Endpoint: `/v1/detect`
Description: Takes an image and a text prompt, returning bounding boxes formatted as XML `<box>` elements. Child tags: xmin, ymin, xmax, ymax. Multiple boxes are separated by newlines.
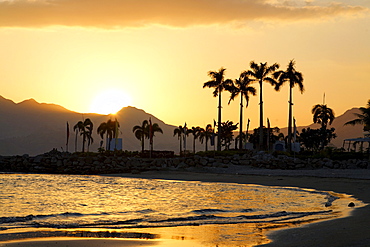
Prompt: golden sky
<box><xmin>1</xmin><ymin>0</ymin><xmax>369</xmax><ymax>129</ymax></box>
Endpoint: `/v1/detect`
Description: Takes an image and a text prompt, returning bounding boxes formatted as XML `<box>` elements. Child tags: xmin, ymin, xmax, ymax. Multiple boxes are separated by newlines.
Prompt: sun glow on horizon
<box><xmin>89</xmin><ymin>89</ymin><xmax>132</xmax><ymax>115</ymax></box>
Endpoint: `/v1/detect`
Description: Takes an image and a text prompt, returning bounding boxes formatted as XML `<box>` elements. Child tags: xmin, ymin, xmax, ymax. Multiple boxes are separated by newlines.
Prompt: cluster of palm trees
<box><xmin>132</xmin><ymin>119</ymin><xmax>163</xmax><ymax>153</ymax></box>
<box><xmin>173</xmin><ymin>121</ymin><xmax>242</xmax><ymax>155</ymax></box>
<box><xmin>173</xmin><ymin>124</ymin><xmax>216</xmax><ymax>155</ymax></box>
<box><xmin>73</xmin><ymin>118</ymin><xmax>121</xmax><ymax>152</ymax></box>
<box><xmin>73</xmin><ymin>118</ymin><xmax>94</xmax><ymax>152</ymax></box>
<box><xmin>73</xmin><ymin>117</ymin><xmax>164</xmax><ymax>153</ymax></box>
<box><xmin>203</xmin><ymin>60</ymin><xmax>304</xmax><ymax>151</ymax></box>
<box><xmin>97</xmin><ymin>119</ymin><xmax>120</xmax><ymax>151</ymax></box>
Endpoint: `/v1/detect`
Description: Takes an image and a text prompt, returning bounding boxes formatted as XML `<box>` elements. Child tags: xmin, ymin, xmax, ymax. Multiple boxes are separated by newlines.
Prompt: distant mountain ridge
<box><xmin>0</xmin><ymin>96</ymin><xmax>179</xmax><ymax>155</ymax></box>
<box><xmin>0</xmin><ymin>96</ymin><xmax>365</xmax><ymax>155</ymax></box>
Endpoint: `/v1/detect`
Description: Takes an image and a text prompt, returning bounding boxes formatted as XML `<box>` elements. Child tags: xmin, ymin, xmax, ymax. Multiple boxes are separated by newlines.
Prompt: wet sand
<box><xmin>2</xmin><ymin>169</ymin><xmax>370</xmax><ymax>247</ymax></box>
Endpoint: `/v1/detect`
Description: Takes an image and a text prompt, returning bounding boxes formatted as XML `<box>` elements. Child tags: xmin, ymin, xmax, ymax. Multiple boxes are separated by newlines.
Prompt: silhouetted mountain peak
<box><xmin>18</xmin><ymin>98</ymin><xmax>38</xmax><ymax>105</ymax></box>
<box><xmin>16</xmin><ymin>98</ymin><xmax>71</xmax><ymax>113</ymax></box>
<box><xmin>0</xmin><ymin>95</ymin><xmax>16</xmax><ymax>106</ymax></box>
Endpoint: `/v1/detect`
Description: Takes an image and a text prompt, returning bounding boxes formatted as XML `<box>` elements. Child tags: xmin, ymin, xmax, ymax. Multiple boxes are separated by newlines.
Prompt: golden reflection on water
<box><xmin>0</xmin><ymin>174</ymin><xmax>365</xmax><ymax>246</ymax></box>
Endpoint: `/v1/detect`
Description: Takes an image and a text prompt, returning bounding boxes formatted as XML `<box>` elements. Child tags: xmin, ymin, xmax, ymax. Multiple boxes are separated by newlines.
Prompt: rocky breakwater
<box><xmin>0</xmin><ymin>151</ymin><xmax>369</xmax><ymax>175</ymax></box>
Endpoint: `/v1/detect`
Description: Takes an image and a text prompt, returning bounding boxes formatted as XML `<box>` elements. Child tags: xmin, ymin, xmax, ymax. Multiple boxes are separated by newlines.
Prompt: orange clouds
<box><xmin>0</xmin><ymin>0</ymin><xmax>366</xmax><ymax>28</ymax></box>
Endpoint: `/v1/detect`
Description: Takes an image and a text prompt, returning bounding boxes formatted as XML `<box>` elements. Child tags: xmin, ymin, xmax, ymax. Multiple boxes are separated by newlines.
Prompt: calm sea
<box><xmin>0</xmin><ymin>173</ymin><xmax>361</xmax><ymax>245</ymax></box>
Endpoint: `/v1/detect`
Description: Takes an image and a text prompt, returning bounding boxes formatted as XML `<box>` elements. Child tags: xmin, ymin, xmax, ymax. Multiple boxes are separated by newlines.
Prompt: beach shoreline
<box><xmin>109</xmin><ymin>169</ymin><xmax>370</xmax><ymax>246</ymax></box>
<box><xmin>2</xmin><ymin>169</ymin><xmax>370</xmax><ymax>246</ymax></box>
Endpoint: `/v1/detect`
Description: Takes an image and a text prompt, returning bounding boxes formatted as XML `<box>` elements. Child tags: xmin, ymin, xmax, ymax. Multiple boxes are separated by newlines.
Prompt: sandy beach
<box><xmin>2</xmin><ymin>168</ymin><xmax>370</xmax><ymax>247</ymax></box>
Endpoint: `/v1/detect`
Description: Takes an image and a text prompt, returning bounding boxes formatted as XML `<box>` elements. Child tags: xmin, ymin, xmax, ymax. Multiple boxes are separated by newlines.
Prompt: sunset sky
<box><xmin>1</xmin><ymin>0</ymin><xmax>369</xmax><ymax>130</ymax></box>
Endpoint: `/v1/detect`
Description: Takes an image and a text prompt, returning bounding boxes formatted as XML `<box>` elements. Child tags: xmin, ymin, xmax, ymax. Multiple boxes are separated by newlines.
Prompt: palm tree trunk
<box><xmin>141</xmin><ymin>135</ymin><xmax>144</xmax><ymax>153</ymax></box>
<box><xmin>288</xmin><ymin>86</ymin><xmax>293</xmax><ymax>151</ymax></box>
<box><xmin>74</xmin><ymin>131</ymin><xmax>78</xmax><ymax>152</ymax></box>
<box><xmin>217</xmin><ymin>88</ymin><xmax>222</xmax><ymax>151</ymax></box>
<box><xmin>193</xmin><ymin>137</ymin><xmax>196</xmax><ymax>154</ymax></box>
<box><xmin>205</xmin><ymin>137</ymin><xmax>208</xmax><ymax>152</ymax></box>
<box><xmin>320</xmin><ymin>124</ymin><xmax>327</xmax><ymax>150</ymax></box>
<box><xmin>180</xmin><ymin>135</ymin><xmax>182</xmax><ymax>156</ymax></box>
<box><xmin>82</xmin><ymin>134</ymin><xmax>86</xmax><ymax>153</ymax></box>
<box><xmin>259</xmin><ymin>80</ymin><xmax>264</xmax><ymax>150</ymax></box>
<box><xmin>108</xmin><ymin>136</ymin><xmax>111</xmax><ymax>151</ymax></box>
<box><xmin>239</xmin><ymin>95</ymin><xmax>243</xmax><ymax>150</ymax></box>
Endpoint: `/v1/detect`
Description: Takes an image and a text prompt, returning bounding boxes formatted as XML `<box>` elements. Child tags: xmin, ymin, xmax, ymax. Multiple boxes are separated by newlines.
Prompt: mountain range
<box><xmin>0</xmin><ymin>95</ymin><xmax>365</xmax><ymax>155</ymax></box>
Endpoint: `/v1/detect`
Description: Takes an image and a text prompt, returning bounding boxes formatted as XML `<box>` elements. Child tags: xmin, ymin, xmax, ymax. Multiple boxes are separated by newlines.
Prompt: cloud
<box><xmin>0</xmin><ymin>0</ymin><xmax>367</xmax><ymax>28</ymax></box>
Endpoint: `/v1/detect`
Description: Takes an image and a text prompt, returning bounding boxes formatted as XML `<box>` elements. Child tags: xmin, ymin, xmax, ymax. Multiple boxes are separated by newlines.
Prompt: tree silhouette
<box><xmin>249</xmin><ymin>126</ymin><xmax>283</xmax><ymax>151</ymax></box>
<box><xmin>312</xmin><ymin>104</ymin><xmax>335</xmax><ymax>149</ymax></box>
<box><xmin>199</xmin><ymin>124</ymin><xmax>213</xmax><ymax>152</ymax></box>
<box><xmin>274</xmin><ymin>60</ymin><xmax>304</xmax><ymax>151</ymax></box>
<box><xmin>203</xmin><ymin>67</ymin><xmax>233</xmax><ymax>151</ymax></box>
<box><xmin>97</xmin><ymin>119</ymin><xmax>119</xmax><ymax>151</ymax></box>
<box><xmin>132</xmin><ymin>120</ymin><xmax>149</xmax><ymax>153</ymax></box>
<box><xmin>219</xmin><ymin>121</ymin><xmax>238</xmax><ymax>150</ymax></box>
<box><xmin>312</xmin><ymin>104</ymin><xmax>335</xmax><ymax>130</ymax></box>
<box><xmin>74</xmin><ymin>118</ymin><xmax>93</xmax><ymax>152</ymax></box>
<box><xmin>244</xmin><ymin>61</ymin><xmax>279</xmax><ymax>150</ymax></box>
<box><xmin>299</xmin><ymin>127</ymin><xmax>336</xmax><ymax>152</ymax></box>
<box><xmin>73</xmin><ymin>121</ymin><xmax>84</xmax><ymax>152</ymax></box>
<box><xmin>173</xmin><ymin>125</ymin><xmax>184</xmax><ymax>155</ymax></box>
<box><xmin>188</xmin><ymin>126</ymin><xmax>201</xmax><ymax>154</ymax></box>
<box><xmin>344</xmin><ymin>100</ymin><xmax>370</xmax><ymax>135</ymax></box>
<box><xmin>227</xmin><ymin>72</ymin><xmax>256</xmax><ymax>149</ymax></box>
<box><xmin>147</xmin><ymin>121</ymin><xmax>163</xmax><ymax>152</ymax></box>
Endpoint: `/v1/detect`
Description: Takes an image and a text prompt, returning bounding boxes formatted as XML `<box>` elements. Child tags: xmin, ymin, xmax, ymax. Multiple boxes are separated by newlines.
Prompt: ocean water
<box><xmin>0</xmin><ymin>173</ymin><xmax>361</xmax><ymax>245</ymax></box>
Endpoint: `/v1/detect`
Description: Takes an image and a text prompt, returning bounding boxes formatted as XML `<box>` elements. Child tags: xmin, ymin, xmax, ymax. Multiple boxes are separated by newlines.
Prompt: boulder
<box><xmin>177</xmin><ymin>162</ymin><xmax>187</xmax><ymax>169</ymax></box>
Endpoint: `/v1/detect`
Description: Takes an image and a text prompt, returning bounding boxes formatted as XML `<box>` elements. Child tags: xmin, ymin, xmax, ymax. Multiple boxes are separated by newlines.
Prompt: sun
<box><xmin>90</xmin><ymin>89</ymin><xmax>132</xmax><ymax>115</ymax></box>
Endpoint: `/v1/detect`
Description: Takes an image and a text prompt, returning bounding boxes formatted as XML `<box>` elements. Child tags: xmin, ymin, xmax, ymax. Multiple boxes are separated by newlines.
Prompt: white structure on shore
<box><xmin>106</xmin><ymin>138</ymin><xmax>122</xmax><ymax>151</ymax></box>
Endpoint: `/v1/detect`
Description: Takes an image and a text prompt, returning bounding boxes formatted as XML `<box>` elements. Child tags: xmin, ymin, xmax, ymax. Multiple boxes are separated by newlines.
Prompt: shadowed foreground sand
<box><xmin>2</xmin><ymin>169</ymin><xmax>370</xmax><ymax>247</ymax></box>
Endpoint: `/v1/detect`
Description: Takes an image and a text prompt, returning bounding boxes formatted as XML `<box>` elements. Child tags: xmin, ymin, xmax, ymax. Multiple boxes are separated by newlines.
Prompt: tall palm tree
<box><xmin>188</xmin><ymin>126</ymin><xmax>201</xmax><ymax>154</ymax></box>
<box><xmin>147</xmin><ymin>121</ymin><xmax>163</xmax><ymax>152</ymax></box>
<box><xmin>245</xmin><ymin>61</ymin><xmax>279</xmax><ymax>150</ymax></box>
<box><xmin>173</xmin><ymin>125</ymin><xmax>184</xmax><ymax>155</ymax></box>
<box><xmin>344</xmin><ymin>100</ymin><xmax>370</xmax><ymax>135</ymax></box>
<box><xmin>97</xmin><ymin>119</ymin><xmax>119</xmax><ymax>151</ymax></box>
<box><xmin>74</xmin><ymin>118</ymin><xmax>93</xmax><ymax>152</ymax></box>
<box><xmin>274</xmin><ymin>60</ymin><xmax>304</xmax><ymax>152</ymax></box>
<box><xmin>132</xmin><ymin>120</ymin><xmax>149</xmax><ymax>153</ymax></box>
<box><xmin>312</xmin><ymin>104</ymin><xmax>335</xmax><ymax>149</ymax></box>
<box><xmin>199</xmin><ymin>124</ymin><xmax>213</xmax><ymax>152</ymax></box>
<box><xmin>227</xmin><ymin>73</ymin><xmax>257</xmax><ymax>150</ymax></box>
<box><xmin>203</xmin><ymin>67</ymin><xmax>233</xmax><ymax>151</ymax></box>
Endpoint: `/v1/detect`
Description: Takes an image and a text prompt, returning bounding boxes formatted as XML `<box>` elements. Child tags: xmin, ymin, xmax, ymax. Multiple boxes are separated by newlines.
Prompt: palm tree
<box><xmin>74</xmin><ymin>118</ymin><xmax>93</xmax><ymax>152</ymax></box>
<box><xmin>132</xmin><ymin>120</ymin><xmax>149</xmax><ymax>153</ymax></box>
<box><xmin>97</xmin><ymin>119</ymin><xmax>119</xmax><ymax>151</ymax></box>
<box><xmin>188</xmin><ymin>126</ymin><xmax>201</xmax><ymax>154</ymax></box>
<box><xmin>203</xmin><ymin>67</ymin><xmax>233</xmax><ymax>151</ymax></box>
<box><xmin>312</xmin><ymin>104</ymin><xmax>335</xmax><ymax>129</ymax></box>
<box><xmin>73</xmin><ymin>121</ymin><xmax>84</xmax><ymax>152</ymax></box>
<box><xmin>227</xmin><ymin>73</ymin><xmax>257</xmax><ymax>150</ymax></box>
<box><xmin>173</xmin><ymin>125</ymin><xmax>184</xmax><ymax>155</ymax></box>
<box><xmin>312</xmin><ymin>104</ymin><xmax>335</xmax><ymax>149</ymax></box>
<box><xmin>219</xmin><ymin>121</ymin><xmax>238</xmax><ymax>150</ymax></box>
<box><xmin>344</xmin><ymin>100</ymin><xmax>370</xmax><ymax>135</ymax></box>
<box><xmin>199</xmin><ymin>124</ymin><xmax>213</xmax><ymax>151</ymax></box>
<box><xmin>274</xmin><ymin>60</ymin><xmax>304</xmax><ymax>151</ymax></box>
<box><xmin>147</xmin><ymin>121</ymin><xmax>163</xmax><ymax>152</ymax></box>
<box><xmin>245</xmin><ymin>61</ymin><xmax>280</xmax><ymax>150</ymax></box>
